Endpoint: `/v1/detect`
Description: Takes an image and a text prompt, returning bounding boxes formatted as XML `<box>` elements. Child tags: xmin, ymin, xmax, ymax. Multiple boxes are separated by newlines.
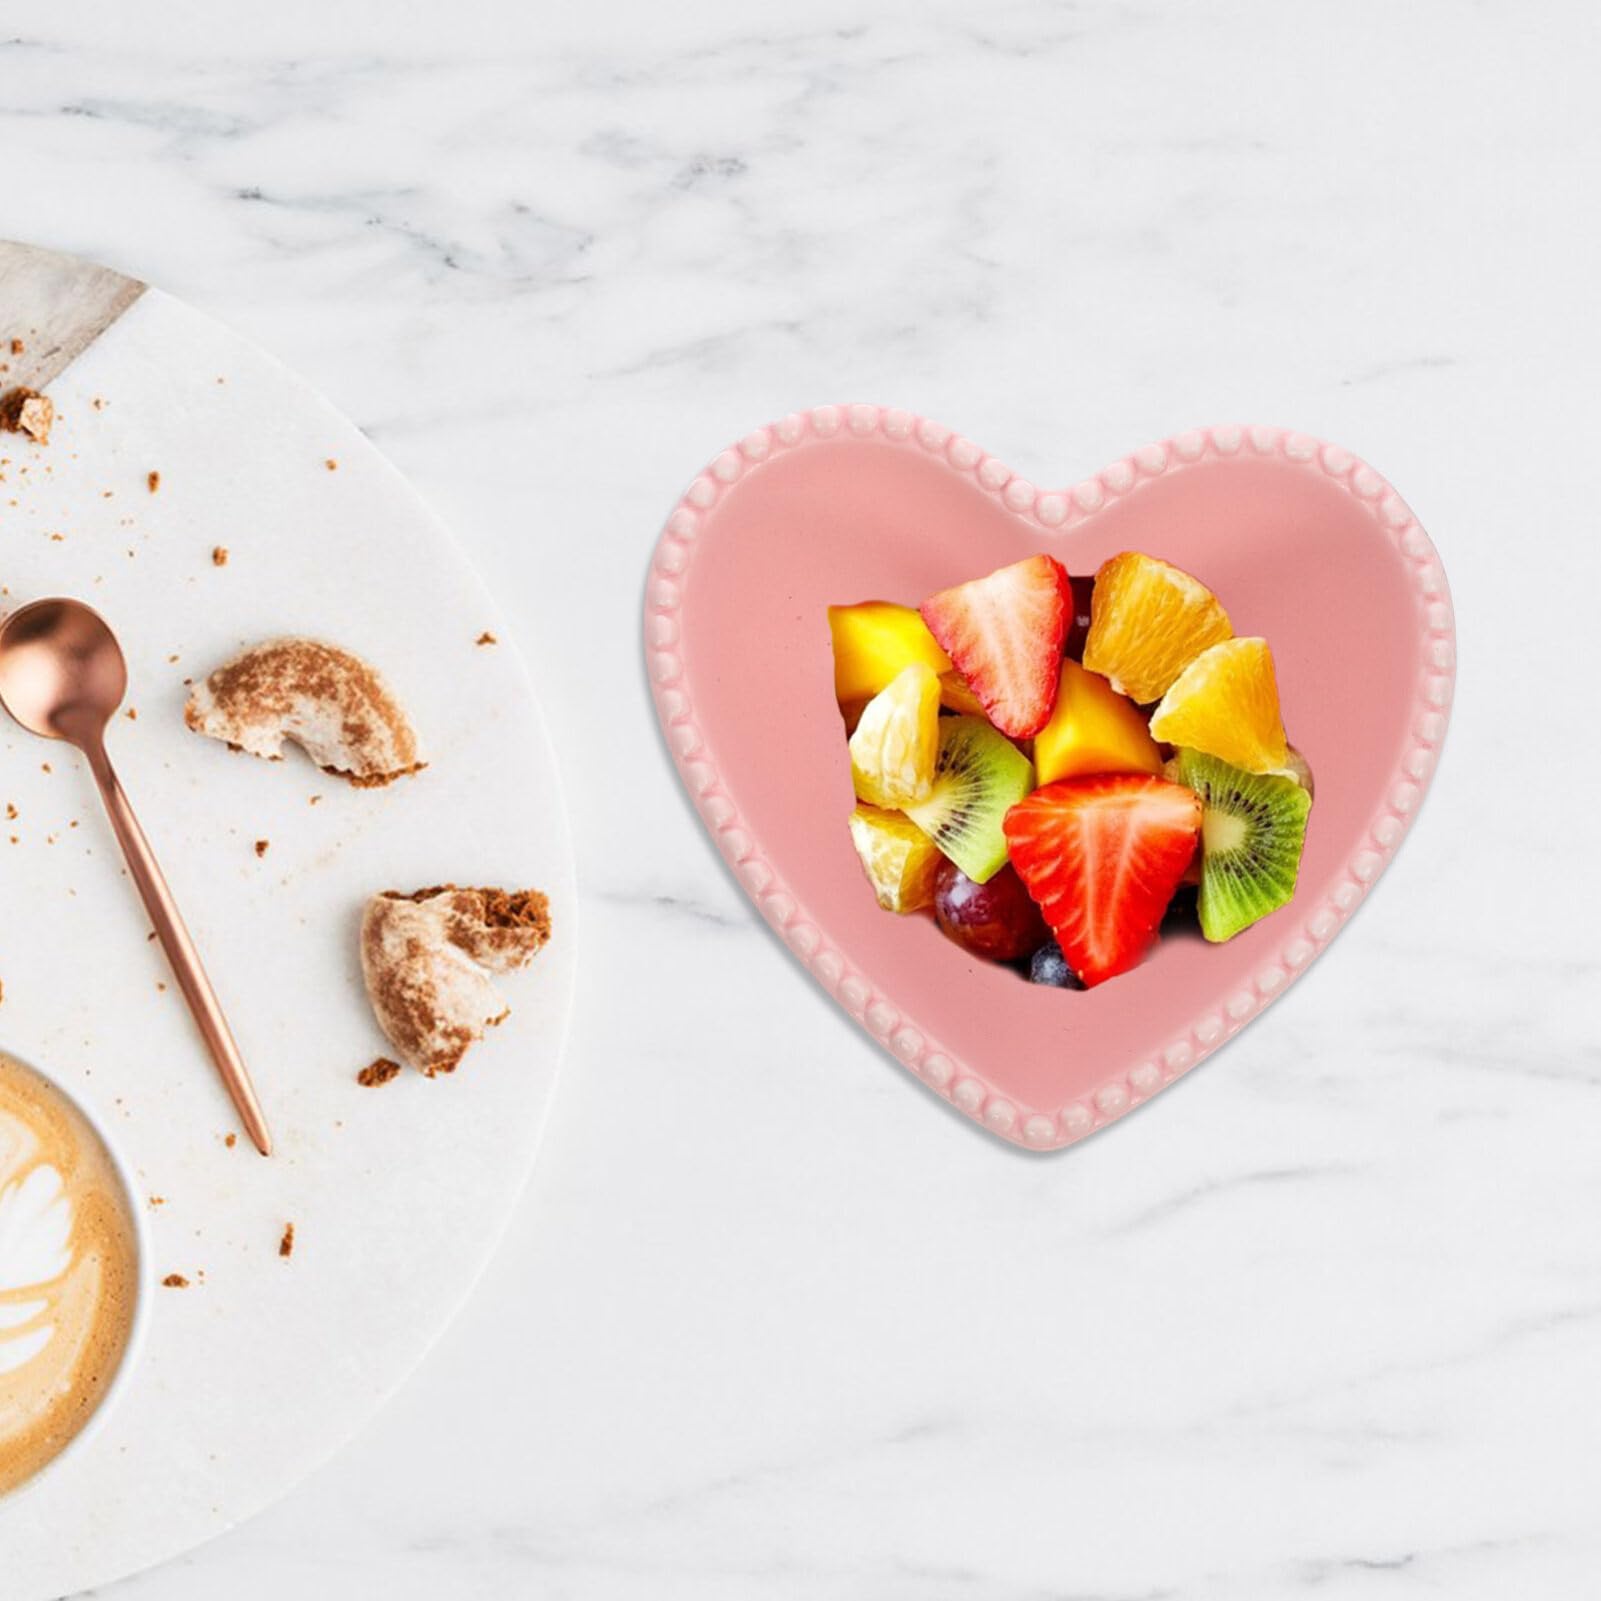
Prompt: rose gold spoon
<box><xmin>0</xmin><ymin>599</ymin><xmax>272</xmax><ymax>1155</ymax></box>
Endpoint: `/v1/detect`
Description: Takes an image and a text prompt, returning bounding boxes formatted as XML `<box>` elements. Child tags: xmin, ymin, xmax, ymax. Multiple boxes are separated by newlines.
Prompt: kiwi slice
<box><xmin>1175</xmin><ymin>748</ymin><xmax>1311</xmax><ymax>942</ymax></box>
<box><xmin>904</xmin><ymin>716</ymin><xmax>1034</xmax><ymax>885</ymax></box>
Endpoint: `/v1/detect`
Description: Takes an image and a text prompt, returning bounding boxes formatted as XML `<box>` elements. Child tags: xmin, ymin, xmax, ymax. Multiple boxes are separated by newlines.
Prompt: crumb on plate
<box><xmin>0</xmin><ymin>389</ymin><xmax>53</xmax><ymax>445</ymax></box>
<box><xmin>357</xmin><ymin>1056</ymin><xmax>401</xmax><ymax>1087</ymax></box>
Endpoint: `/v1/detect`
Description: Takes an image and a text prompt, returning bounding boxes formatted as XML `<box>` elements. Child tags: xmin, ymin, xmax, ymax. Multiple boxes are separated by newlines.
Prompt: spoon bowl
<box><xmin>0</xmin><ymin>598</ymin><xmax>128</xmax><ymax>743</ymax></box>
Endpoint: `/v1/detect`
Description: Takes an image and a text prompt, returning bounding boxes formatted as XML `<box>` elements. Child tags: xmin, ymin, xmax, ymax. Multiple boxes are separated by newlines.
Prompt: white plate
<box><xmin>0</xmin><ymin>287</ymin><xmax>575</xmax><ymax>1597</ymax></box>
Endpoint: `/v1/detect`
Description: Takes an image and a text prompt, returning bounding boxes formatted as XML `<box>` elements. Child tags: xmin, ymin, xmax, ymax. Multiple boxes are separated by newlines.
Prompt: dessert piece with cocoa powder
<box><xmin>360</xmin><ymin>885</ymin><xmax>551</xmax><ymax>1075</ymax></box>
<box><xmin>185</xmin><ymin>638</ymin><xmax>423</xmax><ymax>788</ymax></box>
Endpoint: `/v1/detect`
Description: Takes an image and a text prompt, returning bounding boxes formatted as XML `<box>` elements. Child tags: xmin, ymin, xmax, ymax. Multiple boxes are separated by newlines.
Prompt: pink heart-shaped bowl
<box><xmin>645</xmin><ymin>411</ymin><xmax>1453</xmax><ymax>1150</ymax></box>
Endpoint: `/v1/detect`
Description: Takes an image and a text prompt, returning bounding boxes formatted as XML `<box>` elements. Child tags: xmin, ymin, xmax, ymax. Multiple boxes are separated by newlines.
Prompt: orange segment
<box><xmin>938</xmin><ymin>669</ymin><xmax>987</xmax><ymax>717</ymax></box>
<box><xmin>1149</xmin><ymin>637</ymin><xmax>1289</xmax><ymax>774</ymax></box>
<box><xmin>847</xmin><ymin>804</ymin><xmax>942</xmax><ymax>913</ymax></box>
<box><xmin>1034</xmin><ymin>660</ymin><xmax>1162</xmax><ymax>783</ymax></box>
<box><xmin>848</xmin><ymin>664</ymin><xmax>940</xmax><ymax>808</ymax></box>
<box><xmin>1081</xmin><ymin>552</ymin><xmax>1232</xmax><ymax>703</ymax></box>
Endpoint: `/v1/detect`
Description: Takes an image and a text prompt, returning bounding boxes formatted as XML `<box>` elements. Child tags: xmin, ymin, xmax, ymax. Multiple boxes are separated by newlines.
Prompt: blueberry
<box><xmin>1029</xmin><ymin>941</ymin><xmax>1080</xmax><ymax>988</ymax></box>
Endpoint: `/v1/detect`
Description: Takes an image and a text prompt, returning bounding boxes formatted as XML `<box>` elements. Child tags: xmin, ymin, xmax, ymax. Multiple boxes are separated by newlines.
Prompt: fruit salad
<box><xmin>831</xmin><ymin>551</ymin><xmax>1313</xmax><ymax>988</ymax></box>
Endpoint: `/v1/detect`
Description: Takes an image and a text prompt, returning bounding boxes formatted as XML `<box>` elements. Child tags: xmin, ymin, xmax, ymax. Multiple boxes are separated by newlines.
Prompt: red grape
<box><xmin>933</xmin><ymin>859</ymin><xmax>1048</xmax><ymax>962</ymax></box>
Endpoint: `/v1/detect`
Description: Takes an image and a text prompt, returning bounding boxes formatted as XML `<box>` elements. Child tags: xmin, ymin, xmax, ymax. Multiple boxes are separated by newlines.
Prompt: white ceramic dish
<box><xmin>0</xmin><ymin>283</ymin><xmax>576</xmax><ymax>1598</ymax></box>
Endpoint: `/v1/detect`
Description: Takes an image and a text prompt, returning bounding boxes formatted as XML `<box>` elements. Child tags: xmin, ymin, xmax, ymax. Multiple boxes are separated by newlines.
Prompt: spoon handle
<box><xmin>85</xmin><ymin>740</ymin><xmax>273</xmax><ymax>1156</ymax></box>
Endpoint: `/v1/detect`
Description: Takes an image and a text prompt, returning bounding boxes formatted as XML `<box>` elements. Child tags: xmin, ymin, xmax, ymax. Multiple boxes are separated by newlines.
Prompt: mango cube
<box><xmin>1034</xmin><ymin>659</ymin><xmax>1162</xmax><ymax>784</ymax></box>
<box><xmin>828</xmin><ymin>602</ymin><xmax>952</xmax><ymax>705</ymax></box>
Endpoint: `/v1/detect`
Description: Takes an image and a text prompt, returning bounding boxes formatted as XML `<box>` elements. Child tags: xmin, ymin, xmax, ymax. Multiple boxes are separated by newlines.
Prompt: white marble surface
<box><xmin>5</xmin><ymin>1</ymin><xmax>1599</xmax><ymax>1595</ymax></box>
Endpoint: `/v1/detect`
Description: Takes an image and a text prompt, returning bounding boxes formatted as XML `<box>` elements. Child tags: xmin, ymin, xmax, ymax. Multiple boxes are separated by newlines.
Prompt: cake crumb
<box><xmin>162</xmin><ymin>1274</ymin><xmax>190</xmax><ymax>1289</ymax></box>
<box><xmin>147</xmin><ymin>470</ymin><xmax>161</xmax><ymax>493</ymax></box>
<box><xmin>125</xmin><ymin>706</ymin><xmax>138</xmax><ymax>721</ymax></box>
<box><xmin>224</xmin><ymin>1132</ymin><xmax>237</xmax><ymax>1148</ymax></box>
<box><xmin>279</xmin><ymin>1223</ymin><xmax>295</xmax><ymax>1259</ymax></box>
<box><xmin>357</xmin><ymin>1056</ymin><xmax>401</xmax><ymax>1087</ymax></box>
<box><xmin>476</xmin><ymin>631</ymin><xmax>497</xmax><ymax>646</ymax></box>
<box><xmin>254</xmin><ymin>839</ymin><xmax>269</xmax><ymax>857</ymax></box>
<box><xmin>325</xmin><ymin>458</ymin><xmax>338</xmax><ymax>470</ymax></box>
<box><xmin>0</xmin><ymin>389</ymin><xmax>53</xmax><ymax>445</ymax></box>
<box><xmin>8</xmin><ymin>338</ymin><xmax>21</xmax><ymax>355</ymax></box>
<box><xmin>5</xmin><ymin>804</ymin><xmax>15</xmax><ymax>820</ymax></box>
<box><xmin>308</xmin><ymin>794</ymin><xmax>322</xmax><ymax>806</ymax></box>
<box><xmin>211</xmin><ymin>546</ymin><xmax>228</xmax><ymax>567</ymax></box>
<box><xmin>149</xmin><ymin>1195</ymin><xmax>166</xmax><ymax>1207</ymax></box>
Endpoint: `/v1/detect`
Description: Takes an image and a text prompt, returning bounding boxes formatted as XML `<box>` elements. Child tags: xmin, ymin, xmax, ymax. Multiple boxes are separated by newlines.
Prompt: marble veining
<box><xmin>3</xmin><ymin>0</ymin><xmax>1599</xmax><ymax>1596</ymax></box>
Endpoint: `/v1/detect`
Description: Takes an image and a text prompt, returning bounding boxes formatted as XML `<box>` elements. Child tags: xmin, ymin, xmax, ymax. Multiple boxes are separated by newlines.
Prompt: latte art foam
<box><xmin>0</xmin><ymin>1054</ymin><xmax>138</xmax><ymax>1498</ymax></box>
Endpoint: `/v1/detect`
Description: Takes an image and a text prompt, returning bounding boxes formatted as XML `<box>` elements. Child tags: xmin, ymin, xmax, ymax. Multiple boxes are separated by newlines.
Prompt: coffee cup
<box><xmin>0</xmin><ymin>1050</ymin><xmax>148</xmax><ymax>1504</ymax></box>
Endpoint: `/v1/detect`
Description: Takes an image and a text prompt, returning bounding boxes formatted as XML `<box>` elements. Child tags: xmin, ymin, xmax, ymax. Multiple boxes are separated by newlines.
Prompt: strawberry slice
<box><xmin>920</xmin><ymin>555</ymin><xmax>1071</xmax><ymax>738</ymax></box>
<box><xmin>1003</xmin><ymin>776</ymin><xmax>1202</xmax><ymax>986</ymax></box>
